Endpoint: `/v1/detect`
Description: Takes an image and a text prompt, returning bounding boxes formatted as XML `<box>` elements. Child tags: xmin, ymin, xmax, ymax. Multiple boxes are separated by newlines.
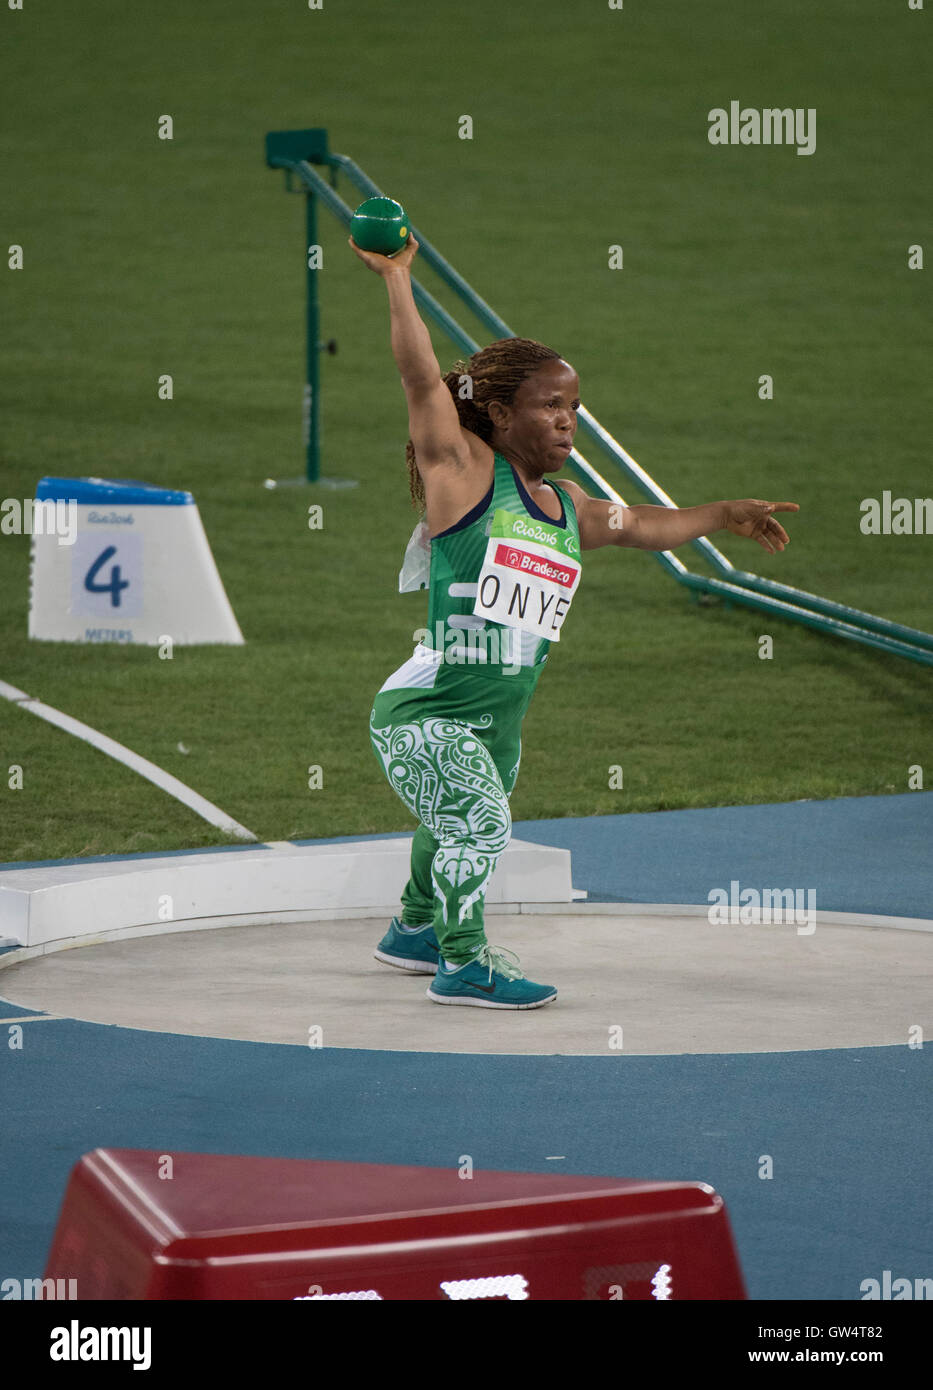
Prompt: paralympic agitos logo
<box><xmin>508</xmin><ymin>516</ymin><xmax>579</xmax><ymax>556</ymax></box>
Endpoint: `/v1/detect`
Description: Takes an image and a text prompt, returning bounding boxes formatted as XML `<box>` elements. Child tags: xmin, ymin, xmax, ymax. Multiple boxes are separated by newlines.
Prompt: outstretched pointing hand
<box><xmin>722</xmin><ymin>499</ymin><xmax>800</xmax><ymax>553</ymax></box>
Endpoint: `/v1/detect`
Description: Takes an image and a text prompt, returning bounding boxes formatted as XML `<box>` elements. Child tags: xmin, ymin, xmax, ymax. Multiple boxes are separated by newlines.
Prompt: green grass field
<box><xmin>1</xmin><ymin>0</ymin><xmax>930</xmax><ymax>864</ymax></box>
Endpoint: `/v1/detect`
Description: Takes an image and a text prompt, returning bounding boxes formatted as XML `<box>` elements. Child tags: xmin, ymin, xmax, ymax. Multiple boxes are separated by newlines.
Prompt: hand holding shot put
<box><xmin>348</xmin><ymin>232</ymin><xmax>419</xmax><ymax>277</ymax></box>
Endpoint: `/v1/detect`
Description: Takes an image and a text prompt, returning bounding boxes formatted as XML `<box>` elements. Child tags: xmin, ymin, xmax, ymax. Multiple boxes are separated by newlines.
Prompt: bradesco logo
<box><xmin>495</xmin><ymin>543</ymin><xmax>576</xmax><ymax>588</ymax></box>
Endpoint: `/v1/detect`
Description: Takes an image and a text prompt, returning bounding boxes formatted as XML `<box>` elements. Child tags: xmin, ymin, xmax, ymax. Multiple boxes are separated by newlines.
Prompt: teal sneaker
<box><xmin>426</xmin><ymin>944</ymin><xmax>557</xmax><ymax>1010</ymax></box>
<box><xmin>374</xmin><ymin>916</ymin><xmax>440</xmax><ymax>974</ymax></box>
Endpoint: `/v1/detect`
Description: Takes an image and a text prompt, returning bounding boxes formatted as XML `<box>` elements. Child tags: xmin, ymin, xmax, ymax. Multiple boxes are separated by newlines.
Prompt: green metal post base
<box><xmin>262</xmin><ymin>477</ymin><xmax>359</xmax><ymax>491</ymax></box>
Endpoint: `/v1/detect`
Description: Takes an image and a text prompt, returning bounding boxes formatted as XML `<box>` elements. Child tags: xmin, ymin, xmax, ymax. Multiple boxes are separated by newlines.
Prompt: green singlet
<box><xmin>370</xmin><ymin>451</ymin><xmax>582</xmax><ymax>963</ymax></box>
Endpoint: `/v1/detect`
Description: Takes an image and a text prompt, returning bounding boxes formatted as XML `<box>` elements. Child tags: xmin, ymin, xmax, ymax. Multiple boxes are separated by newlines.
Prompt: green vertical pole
<box><xmin>305</xmin><ymin>188</ymin><xmax>320</xmax><ymax>483</ymax></box>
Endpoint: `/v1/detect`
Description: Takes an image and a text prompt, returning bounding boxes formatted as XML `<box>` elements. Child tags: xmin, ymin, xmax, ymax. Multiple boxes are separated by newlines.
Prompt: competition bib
<box><xmin>473</xmin><ymin>509</ymin><xmax>581</xmax><ymax>642</ymax></box>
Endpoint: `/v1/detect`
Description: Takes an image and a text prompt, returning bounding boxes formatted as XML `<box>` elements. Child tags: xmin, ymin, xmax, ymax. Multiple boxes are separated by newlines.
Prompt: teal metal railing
<box><xmin>265</xmin><ymin>127</ymin><xmax>933</xmax><ymax>668</ymax></box>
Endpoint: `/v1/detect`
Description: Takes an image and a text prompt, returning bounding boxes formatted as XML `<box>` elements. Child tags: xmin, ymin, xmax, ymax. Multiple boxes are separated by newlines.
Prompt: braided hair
<box><xmin>405</xmin><ymin>337</ymin><xmax>563</xmax><ymax>511</ymax></box>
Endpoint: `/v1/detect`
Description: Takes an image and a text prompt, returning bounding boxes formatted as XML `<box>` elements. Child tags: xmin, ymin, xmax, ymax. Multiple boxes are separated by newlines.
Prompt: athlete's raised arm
<box><xmin>349</xmin><ymin>234</ymin><xmax>471</xmax><ymax>472</ymax></box>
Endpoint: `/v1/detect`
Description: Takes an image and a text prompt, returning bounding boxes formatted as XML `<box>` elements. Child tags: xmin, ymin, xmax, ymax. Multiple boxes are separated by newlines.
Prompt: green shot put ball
<box><xmin>351</xmin><ymin>197</ymin><xmax>410</xmax><ymax>256</ymax></box>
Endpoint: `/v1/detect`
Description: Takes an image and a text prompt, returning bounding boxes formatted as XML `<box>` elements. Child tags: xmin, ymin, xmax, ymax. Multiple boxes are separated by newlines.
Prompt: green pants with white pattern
<box><xmin>369</xmin><ymin>663</ymin><xmax>539</xmax><ymax>964</ymax></box>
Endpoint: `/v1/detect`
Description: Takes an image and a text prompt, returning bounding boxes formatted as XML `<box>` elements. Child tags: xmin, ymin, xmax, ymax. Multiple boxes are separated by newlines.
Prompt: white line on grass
<box><xmin>0</xmin><ymin>679</ymin><xmax>257</xmax><ymax>842</ymax></box>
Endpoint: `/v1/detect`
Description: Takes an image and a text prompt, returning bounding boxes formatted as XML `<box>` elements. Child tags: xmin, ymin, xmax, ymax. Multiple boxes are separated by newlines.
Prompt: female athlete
<box><xmin>351</xmin><ymin>232</ymin><xmax>798</xmax><ymax>1011</ymax></box>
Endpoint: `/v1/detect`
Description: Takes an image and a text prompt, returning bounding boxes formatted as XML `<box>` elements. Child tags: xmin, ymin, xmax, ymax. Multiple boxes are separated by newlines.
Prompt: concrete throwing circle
<box><xmin>1</xmin><ymin>911</ymin><xmax>930</xmax><ymax>1055</ymax></box>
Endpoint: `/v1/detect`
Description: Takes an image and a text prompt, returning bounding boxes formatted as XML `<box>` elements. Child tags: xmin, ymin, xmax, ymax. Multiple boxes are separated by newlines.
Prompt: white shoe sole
<box><xmin>374</xmin><ymin>949</ymin><xmax>437</xmax><ymax>975</ymax></box>
<box><xmin>425</xmin><ymin>987</ymin><xmax>558</xmax><ymax>1010</ymax></box>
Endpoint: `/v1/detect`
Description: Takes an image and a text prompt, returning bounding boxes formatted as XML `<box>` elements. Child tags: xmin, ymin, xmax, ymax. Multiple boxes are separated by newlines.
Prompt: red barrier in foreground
<box><xmin>45</xmin><ymin>1149</ymin><xmax>747</xmax><ymax>1300</ymax></box>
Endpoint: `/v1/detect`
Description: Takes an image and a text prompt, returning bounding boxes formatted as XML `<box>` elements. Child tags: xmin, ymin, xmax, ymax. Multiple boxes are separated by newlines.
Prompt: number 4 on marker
<box><xmin>84</xmin><ymin>546</ymin><xmax>130</xmax><ymax>608</ymax></box>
